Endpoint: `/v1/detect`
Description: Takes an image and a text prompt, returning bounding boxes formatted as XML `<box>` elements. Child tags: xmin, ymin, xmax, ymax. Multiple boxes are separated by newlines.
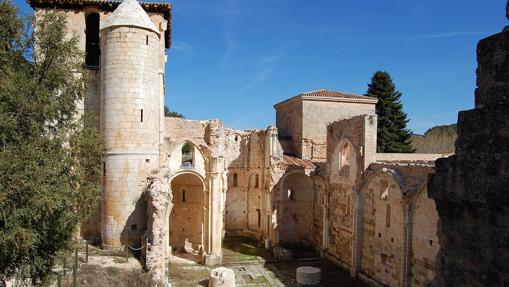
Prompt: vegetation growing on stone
<box><xmin>365</xmin><ymin>71</ymin><xmax>415</xmax><ymax>153</ymax></box>
<box><xmin>0</xmin><ymin>1</ymin><xmax>103</xmax><ymax>284</ymax></box>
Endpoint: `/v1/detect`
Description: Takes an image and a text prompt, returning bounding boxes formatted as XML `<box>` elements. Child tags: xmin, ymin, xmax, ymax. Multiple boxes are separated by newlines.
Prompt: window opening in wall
<box><xmin>145</xmin><ymin>158</ymin><xmax>150</xmax><ymax>163</ymax></box>
<box><xmin>85</xmin><ymin>13</ymin><xmax>100</xmax><ymax>68</ymax></box>
<box><xmin>340</xmin><ymin>142</ymin><xmax>351</xmax><ymax>176</ymax></box>
<box><xmin>145</xmin><ymin>35</ymin><xmax>148</xmax><ymax>45</ymax></box>
<box><xmin>257</xmin><ymin>209</ymin><xmax>261</xmax><ymax>227</ymax></box>
<box><xmin>182</xmin><ymin>189</ymin><xmax>186</xmax><ymax>202</ymax></box>
<box><xmin>233</xmin><ymin>173</ymin><xmax>238</xmax><ymax>187</ymax></box>
<box><xmin>347</xmin><ymin>195</ymin><xmax>352</xmax><ymax>216</ymax></box>
<box><xmin>380</xmin><ymin>180</ymin><xmax>389</xmax><ymax>200</ymax></box>
<box><xmin>235</xmin><ymin>135</ymin><xmax>238</xmax><ymax>142</ymax></box>
<box><xmin>386</xmin><ymin>203</ymin><xmax>391</xmax><ymax>228</ymax></box>
<box><xmin>103</xmin><ymin>162</ymin><xmax>106</xmax><ymax>176</ymax></box>
<box><xmin>288</xmin><ymin>189</ymin><xmax>294</xmax><ymax>201</ymax></box>
<box><xmin>181</xmin><ymin>143</ymin><xmax>193</xmax><ymax>168</ymax></box>
<box><xmin>255</xmin><ymin>174</ymin><xmax>259</xmax><ymax>188</ymax></box>
<box><xmin>140</xmin><ymin>109</ymin><xmax>143</xmax><ymax>122</ymax></box>
<box><xmin>131</xmin><ymin>224</ymin><xmax>137</xmax><ymax>231</ymax></box>
<box><xmin>266</xmin><ymin>215</ymin><xmax>270</xmax><ymax>235</ymax></box>
<box><xmin>429</xmin><ymin>240</ymin><xmax>433</xmax><ymax>246</ymax></box>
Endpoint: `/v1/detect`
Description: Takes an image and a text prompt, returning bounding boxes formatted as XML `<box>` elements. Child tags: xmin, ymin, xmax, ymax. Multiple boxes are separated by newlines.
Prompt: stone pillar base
<box><xmin>204</xmin><ymin>254</ymin><xmax>222</xmax><ymax>266</ymax></box>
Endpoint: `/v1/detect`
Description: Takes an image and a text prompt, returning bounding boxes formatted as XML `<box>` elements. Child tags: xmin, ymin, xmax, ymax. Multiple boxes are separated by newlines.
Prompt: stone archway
<box><xmin>169</xmin><ymin>172</ymin><xmax>206</xmax><ymax>252</ymax></box>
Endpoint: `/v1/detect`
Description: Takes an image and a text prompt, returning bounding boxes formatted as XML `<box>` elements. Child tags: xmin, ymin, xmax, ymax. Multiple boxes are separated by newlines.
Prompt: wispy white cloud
<box><xmin>172</xmin><ymin>41</ymin><xmax>193</xmax><ymax>53</ymax></box>
<box><xmin>219</xmin><ymin>32</ymin><xmax>235</xmax><ymax>69</ymax></box>
<box><xmin>413</xmin><ymin>31</ymin><xmax>486</xmax><ymax>40</ymax></box>
<box><xmin>241</xmin><ymin>68</ymin><xmax>272</xmax><ymax>91</ymax></box>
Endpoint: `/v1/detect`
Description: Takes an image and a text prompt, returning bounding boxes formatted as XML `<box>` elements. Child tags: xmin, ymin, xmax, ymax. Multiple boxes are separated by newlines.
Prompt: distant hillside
<box><xmin>411</xmin><ymin>124</ymin><xmax>457</xmax><ymax>153</ymax></box>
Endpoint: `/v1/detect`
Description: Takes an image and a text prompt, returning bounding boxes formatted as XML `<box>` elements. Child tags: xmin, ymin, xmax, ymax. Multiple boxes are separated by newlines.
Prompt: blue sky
<box><xmin>14</xmin><ymin>0</ymin><xmax>508</xmax><ymax>134</ymax></box>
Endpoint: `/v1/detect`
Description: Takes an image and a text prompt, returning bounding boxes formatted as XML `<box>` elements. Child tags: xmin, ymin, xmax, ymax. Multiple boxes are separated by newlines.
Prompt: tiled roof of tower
<box><xmin>274</xmin><ymin>89</ymin><xmax>378</xmax><ymax>108</ymax></box>
<box><xmin>26</xmin><ymin>0</ymin><xmax>172</xmax><ymax>48</ymax></box>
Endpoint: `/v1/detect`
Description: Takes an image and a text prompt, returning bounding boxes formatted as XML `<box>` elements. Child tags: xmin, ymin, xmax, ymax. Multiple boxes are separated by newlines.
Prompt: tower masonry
<box><xmin>100</xmin><ymin>0</ymin><xmax>165</xmax><ymax>247</ymax></box>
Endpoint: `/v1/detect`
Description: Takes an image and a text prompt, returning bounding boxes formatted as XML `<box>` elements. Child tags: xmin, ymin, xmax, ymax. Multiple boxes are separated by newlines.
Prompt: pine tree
<box><xmin>365</xmin><ymin>71</ymin><xmax>415</xmax><ymax>153</ymax></box>
<box><xmin>0</xmin><ymin>1</ymin><xmax>103</xmax><ymax>284</ymax></box>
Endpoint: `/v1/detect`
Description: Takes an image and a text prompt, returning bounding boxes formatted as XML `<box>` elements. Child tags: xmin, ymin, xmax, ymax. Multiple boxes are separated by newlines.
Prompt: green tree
<box><xmin>164</xmin><ymin>105</ymin><xmax>184</xmax><ymax>118</ymax></box>
<box><xmin>0</xmin><ymin>1</ymin><xmax>103</xmax><ymax>284</ymax></box>
<box><xmin>365</xmin><ymin>71</ymin><xmax>414</xmax><ymax>153</ymax></box>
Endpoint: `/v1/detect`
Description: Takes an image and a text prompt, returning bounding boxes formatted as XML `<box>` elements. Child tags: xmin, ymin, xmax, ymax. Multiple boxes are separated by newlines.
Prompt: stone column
<box><xmin>350</xmin><ymin>189</ymin><xmax>363</xmax><ymax>277</ymax></box>
<box><xmin>145</xmin><ymin>171</ymin><xmax>172</xmax><ymax>285</ymax></box>
<box><xmin>205</xmin><ymin>157</ymin><xmax>223</xmax><ymax>265</ymax></box>
<box><xmin>401</xmin><ymin>202</ymin><xmax>412</xmax><ymax>287</ymax></box>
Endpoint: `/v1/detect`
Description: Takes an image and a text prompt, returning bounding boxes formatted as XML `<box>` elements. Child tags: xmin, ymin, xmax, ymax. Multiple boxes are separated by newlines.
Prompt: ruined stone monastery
<box><xmin>27</xmin><ymin>0</ymin><xmax>459</xmax><ymax>286</ymax></box>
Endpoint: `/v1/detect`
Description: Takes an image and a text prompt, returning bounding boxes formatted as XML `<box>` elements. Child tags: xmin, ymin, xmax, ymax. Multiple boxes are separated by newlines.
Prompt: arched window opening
<box><xmin>386</xmin><ymin>203</ymin><xmax>391</xmax><ymax>228</ymax></box>
<box><xmin>85</xmin><ymin>13</ymin><xmax>100</xmax><ymax>68</ymax></box>
<box><xmin>181</xmin><ymin>143</ymin><xmax>193</xmax><ymax>168</ymax></box>
<box><xmin>380</xmin><ymin>180</ymin><xmax>389</xmax><ymax>200</ymax></box>
<box><xmin>182</xmin><ymin>189</ymin><xmax>186</xmax><ymax>202</ymax></box>
<box><xmin>257</xmin><ymin>209</ymin><xmax>261</xmax><ymax>227</ymax></box>
<box><xmin>233</xmin><ymin>173</ymin><xmax>238</xmax><ymax>187</ymax></box>
<box><xmin>255</xmin><ymin>174</ymin><xmax>259</xmax><ymax>188</ymax></box>
<box><xmin>288</xmin><ymin>189</ymin><xmax>294</xmax><ymax>201</ymax></box>
<box><xmin>340</xmin><ymin>142</ymin><xmax>351</xmax><ymax>176</ymax></box>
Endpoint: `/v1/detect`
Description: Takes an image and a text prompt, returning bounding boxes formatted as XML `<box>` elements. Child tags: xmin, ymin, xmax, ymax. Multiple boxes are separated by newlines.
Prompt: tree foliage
<box><xmin>365</xmin><ymin>71</ymin><xmax>415</xmax><ymax>153</ymax></box>
<box><xmin>164</xmin><ymin>105</ymin><xmax>184</xmax><ymax>118</ymax></box>
<box><xmin>0</xmin><ymin>1</ymin><xmax>103</xmax><ymax>284</ymax></box>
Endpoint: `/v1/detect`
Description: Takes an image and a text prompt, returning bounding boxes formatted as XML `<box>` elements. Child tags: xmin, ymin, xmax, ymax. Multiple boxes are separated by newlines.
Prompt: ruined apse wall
<box><xmin>428</xmin><ymin>11</ymin><xmax>509</xmax><ymax>287</ymax></box>
<box><xmin>223</xmin><ymin>128</ymin><xmax>270</xmax><ymax>240</ymax></box>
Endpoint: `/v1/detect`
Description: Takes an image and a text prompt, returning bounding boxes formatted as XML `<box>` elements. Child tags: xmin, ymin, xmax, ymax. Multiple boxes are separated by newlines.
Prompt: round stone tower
<box><xmin>99</xmin><ymin>0</ymin><xmax>162</xmax><ymax>247</ymax></box>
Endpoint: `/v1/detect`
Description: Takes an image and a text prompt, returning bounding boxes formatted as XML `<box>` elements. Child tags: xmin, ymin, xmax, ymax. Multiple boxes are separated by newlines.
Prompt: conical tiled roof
<box><xmin>101</xmin><ymin>0</ymin><xmax>159</xmax><ymax>34</ymax></box>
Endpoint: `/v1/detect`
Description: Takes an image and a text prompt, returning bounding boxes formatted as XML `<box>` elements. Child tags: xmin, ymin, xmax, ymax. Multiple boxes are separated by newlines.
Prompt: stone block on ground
<box><xmin>208</xmin><ymin>267</ymin><xmax>235</xmax><ymax>287</ymax></box>
<box><xmin>296</xmin><ymin>266</ymin><xmax>321</xmax><ymax>285</ymax></box>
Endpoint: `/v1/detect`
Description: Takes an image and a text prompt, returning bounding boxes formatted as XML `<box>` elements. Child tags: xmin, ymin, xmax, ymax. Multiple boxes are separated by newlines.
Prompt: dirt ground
<box><xmin>50</xmin><ymin>238</ymin><xmax>369</xmax><ymax>287</ymax></box>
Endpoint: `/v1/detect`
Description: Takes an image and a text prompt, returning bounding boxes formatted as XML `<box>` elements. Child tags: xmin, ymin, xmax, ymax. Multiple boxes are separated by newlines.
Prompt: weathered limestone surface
<box><xmin>429</xmin><ymin>25</ymin><xmax>509</xmax><ymax>287</ymax></box>
<box><xmin>145</xmin><ymin>169</ymin><xmax>172</xmax><ymax>284</ymax></box>
<box><xmin>209</xmin><ymin>267</ymin><xmax>235</xmax><ymax>287</ymax></box>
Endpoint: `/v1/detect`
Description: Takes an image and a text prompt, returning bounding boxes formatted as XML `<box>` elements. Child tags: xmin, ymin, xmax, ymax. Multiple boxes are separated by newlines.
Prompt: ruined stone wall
<box><xmin>223</xmin><ymin>129</ymin><xmax>268</xmax><ymax>239</ymax></box>
<box><xmin>361</xmin><ymin>174</ymin><xmax>404</xmax><ymax>286</ymax></box>
<box><xmin>324</xmin><ymin>116</ymin><xmax>375</xmax><ymax>266</ymax></box>
<box><xmin>429</xmin><ymin>21</ymin><xmax>509</xmax><ymax>287</ymax></box>
<box><xmin>411</xmin><ymin>186</ymin><xmax>438</xmax><ymax>286</ymax></box>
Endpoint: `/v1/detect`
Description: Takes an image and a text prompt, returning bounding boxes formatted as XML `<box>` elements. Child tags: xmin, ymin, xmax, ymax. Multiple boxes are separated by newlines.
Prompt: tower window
<box><xmin>103</xmin><ymin>162</ymin><xmax>106</xmax><ymax>176</ymax></box>
<box><xmin>146</xmin><ymin>35</ymin><xmax>149</xmax><ymax>45</ymax></box>
<box><xmin>386</xmin><ymin>203</ymin><xmax>391</xmax><ymax>228</ymax></box>
<box><xmin>182</xmin><ymin>189</ymin><xmax>186</xmax><ymax>202</ymax></box>
<box><xmin>131</xmin><ymin>224</ymin><xmax>137</xmax><ymax>231</ymax></box>
<box><xmin>257</xmin><ymin>209</ymin><xmax>261</xmax><ymax>227</ymax></box>
<box><xmin>255</xmin><ymin>174</ymin><xmax>259</xmax><ymax>188</ymax></box>
<box><xmin>85</xmin><ymin>13</ymin><xmax>100</xmax><ymax>67</ymax></box>
<box><xmin>233</xmin><ymin>173</ymin><xmax>238</xmax><ymax>187</ymax></box>
<box><xmin>140</xmin><ymin>109</ymin><xmax>143</xmax><ymax>122</ymax></box>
